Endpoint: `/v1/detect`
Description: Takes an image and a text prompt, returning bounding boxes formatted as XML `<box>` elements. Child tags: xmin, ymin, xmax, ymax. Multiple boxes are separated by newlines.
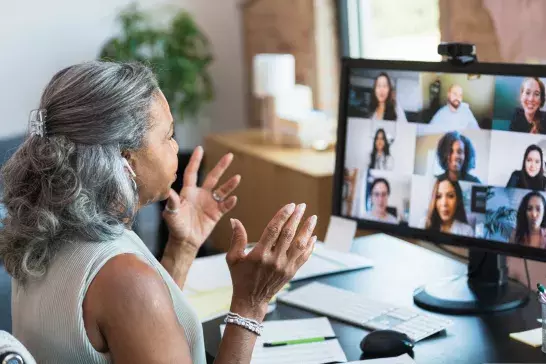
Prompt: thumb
<box><xmin>164</xmin><ymin>189</ymin><xmax>181</xmax><ymax>215</ymax></box>
<box><xmin>227</xmin><ymin>218</ymin><xmax>248</xmax><ymax>263</ymax></box>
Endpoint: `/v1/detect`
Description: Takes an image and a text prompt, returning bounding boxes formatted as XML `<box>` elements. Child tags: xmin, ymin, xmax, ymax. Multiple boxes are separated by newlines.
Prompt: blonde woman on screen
<box><xmin>423</xmin><ymin>176</ymin><xmax>474</xmax><ymax>237</ymax></box>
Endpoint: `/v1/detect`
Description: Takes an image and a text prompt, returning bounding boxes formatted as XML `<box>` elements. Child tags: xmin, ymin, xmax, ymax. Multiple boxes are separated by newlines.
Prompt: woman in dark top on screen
<box><xmin>509</xmin><ymin>77</ymin><xmax>546</xmax><ymax>134</ymax></box>
<box><xmin>369</xmin><ymin>128</ymin><xmax>393</xmax><ymax>170</ymax></box>
<box><xmin>511</xmin><ymin>191</ymin><xmax>546</xmax><ymax>249</ymax></box>
<box><xmin>368</xmin><ymin>72</ymin><xmax>407</xmax><ymax>122</ymax></box>
<box><xmin>435</xmin><ymin>131</ymin><xmax>481</xmax><ymax>183</ymax></box>
<box><xmin>506</xmin><ymin>144</ymin><xmax>546</xmax><ymax>190</ymax></box>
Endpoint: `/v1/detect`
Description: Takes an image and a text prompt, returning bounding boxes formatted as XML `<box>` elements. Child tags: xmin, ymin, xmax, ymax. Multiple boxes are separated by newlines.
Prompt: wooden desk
<box><xmin>204</xmin><ymin>129</ymin><xmax>335</xmax><ymax>251</ymax></box>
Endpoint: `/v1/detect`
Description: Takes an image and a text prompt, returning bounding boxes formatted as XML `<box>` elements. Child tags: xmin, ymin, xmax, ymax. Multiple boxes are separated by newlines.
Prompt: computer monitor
<box><xmin>332</xmin><ymin>57</ymin><xmax>546</xmax><ymax>314</ymax></box>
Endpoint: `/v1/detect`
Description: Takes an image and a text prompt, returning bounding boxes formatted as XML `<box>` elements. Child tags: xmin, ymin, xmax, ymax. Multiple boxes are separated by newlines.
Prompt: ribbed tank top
<box><xmin>11</xmin><ymin>229</ymin><xmax>206</xmax><ymax>363</ymax></box>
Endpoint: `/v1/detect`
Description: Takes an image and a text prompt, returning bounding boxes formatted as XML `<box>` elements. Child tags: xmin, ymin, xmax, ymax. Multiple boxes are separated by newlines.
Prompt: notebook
<box><xmin>220</xmin><ymin>317</ymin><xmax>347</xmax><ymax>364</ymax></box>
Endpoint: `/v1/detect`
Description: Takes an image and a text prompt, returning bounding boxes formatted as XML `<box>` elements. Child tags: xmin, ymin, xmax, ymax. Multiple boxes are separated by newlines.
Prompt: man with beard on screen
<box><xmin>428</xmin><ymin>84</ymin><xmax>480</xmax><ymax>131</ymax></box>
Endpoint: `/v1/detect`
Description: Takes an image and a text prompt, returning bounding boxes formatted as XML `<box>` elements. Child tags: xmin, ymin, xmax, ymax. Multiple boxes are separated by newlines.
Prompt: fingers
<box><xmin>258</xmin><ymin>203</ymin><xmax>296</xmax><ymax>251</ymax></box>
<box><xmin>182</xmin><ymin>146</ymin><xmax>204</xmax><ymax>188</ymax></box>
<box><xmin>219</xmin><ymin>195</ymin><xmax>238</xmax><ymax>214</ymax></box>
<box><xmin>202</xmin><ymin>153</ymin><xmax>234</xmax><ymax>191</ymax></box>
<box><xmin>287</xmin><ymin>214</ymin><xmax>317</xmax><ymax>260</ymax></box>
<box><xmin>226</xmin><ymin>218</ymin><xmax>248</xmax><ymax>266</ymax></box>
<box><xmin>273</xmin><ymin>203</ymin><xmax>307</xmax><ymax>256</ymax></box>
<box><xmin>212</xmin><ymin>174</ymin><xmax>241</xmax><ymax>202</ymax></box>
<box><xmin>162</xmin><ymin>189</ymin><xmax>180</xmax><ymax>217</ymax></box>
<box><xmin>295</xmin><ymin>235</ymin><xmax>317</xmax><ymax>269</ymax></box>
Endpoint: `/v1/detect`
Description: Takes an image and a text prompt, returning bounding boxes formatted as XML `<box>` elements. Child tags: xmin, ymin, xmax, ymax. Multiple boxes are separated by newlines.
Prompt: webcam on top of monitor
<box><xmin>438</xmin><ymin>42</ymin><xmax>477</xmax><ymax>66</ymax></box>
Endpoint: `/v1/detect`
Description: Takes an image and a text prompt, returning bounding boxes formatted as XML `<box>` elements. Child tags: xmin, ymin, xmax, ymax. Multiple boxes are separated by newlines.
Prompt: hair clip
<box><xmin>29</xmin><ymin>109</ymin><xmax>47</xmax><ymax>137</ymax></box>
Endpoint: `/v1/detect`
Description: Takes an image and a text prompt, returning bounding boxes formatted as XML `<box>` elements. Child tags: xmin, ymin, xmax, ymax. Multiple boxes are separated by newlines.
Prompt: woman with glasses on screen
<box><xmin>423</xmin><ymin>176</ymin><xmax>474</xmax><ymax>237</ymax></box>
<box><xmin>506</xmin><ymin>144</ymin><xmax>546</xmax><ymax>190</ymax></box>
<box><xmin>368</xmin><ymin>72</ymin><xmax>407</xmax><ymax>122</ymax></box>
<box><xmin>369</xmin><ymin>129</ymin><xmax>394</xmax><ymax>170</ymax></box>
<box><xmin>509</xmin><ymin>77</ymin><xmax>546</xmax><ymax>134</ymax></box>
<box><xmin>436</xmin><ymin>131</ymin><xmax>481</xmax><ymax>183</ymax></box>
<box><xmin>364</xmin><ymin>178</ymin><xmax>398</xmax><ymax>224</ymax></box>
<box><xmin>511</xmin><ymin>191</ymin><xmax>546</xmax><ymax>248</ymax></box>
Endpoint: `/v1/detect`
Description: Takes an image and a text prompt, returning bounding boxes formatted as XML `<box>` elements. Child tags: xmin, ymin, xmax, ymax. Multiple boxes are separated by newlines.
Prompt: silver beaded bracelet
<box><xmin>224</xmin><ymin>311</ymin><xmax>264</xmax><ymax>336</ymax></box>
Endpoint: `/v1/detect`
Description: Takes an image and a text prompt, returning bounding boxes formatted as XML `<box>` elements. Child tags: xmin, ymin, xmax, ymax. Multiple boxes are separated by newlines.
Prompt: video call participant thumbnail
<box><xmin>428</xmin><ymin>84</ymin><xmax>480</xmax><ymax>131</ymax></box>
<box><xmin>369</xmin><ymin>128</ymin><xmax>393</xmax><ymax>170</ymax></box>
<box><xmin>506</xmin><ymin>144</ymin><xmax>546</xmax><ymax>190</ymax></box>
<box><xmin>368</xmin><ymin>72</ymin><xmax>407</xmax><ymax>122</ymax></box>
<box><xmin>436</xmin><ymin>131</ymin><xmax>481</xmax><ymax>183</ymax></box>
<box><xmin>364</xmin><ymin>178</ymin><xmax>398</xmax><ymax>224</ymax></box>
<box><xmin>423</xmin><ymin>176</ymin><xmax>474</xmax><ymax>237</ymax></box>
<box><xmin>511</xmin><ymin>191</ymin><xmax>546</xmax><ymax>249</ymax></box>
<box><xmin>509</xmin><ymin>77</ymin><xmax>546</xmax><ymax>134</ymax></box>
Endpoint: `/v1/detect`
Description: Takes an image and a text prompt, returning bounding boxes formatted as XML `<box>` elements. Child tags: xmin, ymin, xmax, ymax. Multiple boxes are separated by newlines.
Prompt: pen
<box><xmin>263</xmin><ymin>336</ymin><xmax>337</xmax><ymax>347</ymax></box>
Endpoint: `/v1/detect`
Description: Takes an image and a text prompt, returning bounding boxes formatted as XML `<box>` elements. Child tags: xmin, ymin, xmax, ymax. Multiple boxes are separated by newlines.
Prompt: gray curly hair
<box><xmin>0</xmin><ymin>61</ymin><xmax>159</xmax><ymax>281</ymax></box>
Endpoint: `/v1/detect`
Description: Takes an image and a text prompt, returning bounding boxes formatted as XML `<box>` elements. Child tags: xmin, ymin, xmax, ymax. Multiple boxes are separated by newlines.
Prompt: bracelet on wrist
<box><xmin>224</xmin><ymin>311</ymin><xmax>264</xmax><ymax>336</ymax></box>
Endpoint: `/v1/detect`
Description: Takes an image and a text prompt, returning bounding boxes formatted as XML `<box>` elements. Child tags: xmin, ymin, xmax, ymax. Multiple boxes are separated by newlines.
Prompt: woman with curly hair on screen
<box><xmin>435</xmin><ymin>131</ymin><xmax>481</xmax><ymax>183</ymax></box>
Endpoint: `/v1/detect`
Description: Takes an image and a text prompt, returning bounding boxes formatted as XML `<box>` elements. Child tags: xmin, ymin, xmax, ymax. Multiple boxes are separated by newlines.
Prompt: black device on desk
<box><xmin>360</xmin><ymin>330</ymin><xmax>414</xmax><ymax>359</ymax></box>
<box><xmin>334</xmin><ymin>43</ymin><xmax>546</xmax><ymax>315</ymax></box>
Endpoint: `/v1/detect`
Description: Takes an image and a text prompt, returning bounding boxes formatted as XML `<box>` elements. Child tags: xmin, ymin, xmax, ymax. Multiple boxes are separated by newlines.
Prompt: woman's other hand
<box><xmin>163</xmin><ymin>146</ymin><xmax>240</xmax><ymax>251</ymax></box>
<box><xmin>226</xmin><ymin>203</ymin><xmax>317</xmax><ymax>319</ymax></box>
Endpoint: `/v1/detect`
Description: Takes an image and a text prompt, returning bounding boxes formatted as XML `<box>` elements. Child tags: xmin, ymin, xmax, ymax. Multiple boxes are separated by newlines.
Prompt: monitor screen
<box><xmin>334</xmin><ymin>58</ymin><xmax>546</xmax><ymax>261</ymax></box>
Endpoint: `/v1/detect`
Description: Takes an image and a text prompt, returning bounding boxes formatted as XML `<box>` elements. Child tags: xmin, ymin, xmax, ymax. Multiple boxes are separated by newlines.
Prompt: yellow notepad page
<box><xmin>509</xmin><ymin>327</ymin><xmax>542</xmax><ymax>347</ymax></box>
<box><xmin>186</xmin><ymin>284</ymin><xmax>290</xmax><ymax>323</ymax></box>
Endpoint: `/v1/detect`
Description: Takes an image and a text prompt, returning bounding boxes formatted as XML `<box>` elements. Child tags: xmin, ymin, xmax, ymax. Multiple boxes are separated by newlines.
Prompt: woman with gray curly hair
<box><xmin>0</xmin><ymin>61</ymin><xmax>317</xmax><ymax>363</ymax></box>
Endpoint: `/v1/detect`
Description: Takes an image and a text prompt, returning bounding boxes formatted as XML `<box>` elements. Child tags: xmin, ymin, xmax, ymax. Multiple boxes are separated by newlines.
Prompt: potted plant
<box><xmin>99</xmin><ymin>3</ymin><xmax>214</xmax><ymax>152</ymax></box>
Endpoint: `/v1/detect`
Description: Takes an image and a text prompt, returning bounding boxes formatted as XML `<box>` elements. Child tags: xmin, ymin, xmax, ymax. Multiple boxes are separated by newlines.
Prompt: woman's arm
<box><xmin>160</xmin><ymin>235</ymin><xmax>198</xmax><ymax>289</ymax></box>
<box><xmin>84</xmin><ymin>254</ymin><xmax>194</xmax><ymax>364</ymax></box>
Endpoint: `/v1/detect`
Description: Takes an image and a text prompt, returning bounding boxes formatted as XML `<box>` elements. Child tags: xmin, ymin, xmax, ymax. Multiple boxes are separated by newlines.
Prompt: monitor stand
<box><xmin>413</xmin><ymin>249</ymin><xmax>530</xmax><ymax>314</ymax></box>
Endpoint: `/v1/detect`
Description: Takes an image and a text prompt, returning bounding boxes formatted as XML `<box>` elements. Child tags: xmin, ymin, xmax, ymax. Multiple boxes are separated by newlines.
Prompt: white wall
<box><xmin>487</xmin><ymin>130</ymin><xmax>546</xmax><ymax>187</ymax></box>
<box><xmin>0</xmin><ymin>0</ymin><xmax>246</xmax><ymax>139</ymax></box>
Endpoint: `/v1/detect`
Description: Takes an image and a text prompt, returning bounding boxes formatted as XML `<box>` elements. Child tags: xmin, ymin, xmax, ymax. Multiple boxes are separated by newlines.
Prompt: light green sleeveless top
<box><xmin>11</xmin><ymin>229</ymin><xmax>206</xmax><ymax>364</ymax></box>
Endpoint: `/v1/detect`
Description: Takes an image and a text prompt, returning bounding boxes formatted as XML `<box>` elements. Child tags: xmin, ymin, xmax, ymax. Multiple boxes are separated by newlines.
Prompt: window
<box><xmin>340</xmin><ymin>0</ymin><xmax>441</xmax><ymax>62</ymax></box>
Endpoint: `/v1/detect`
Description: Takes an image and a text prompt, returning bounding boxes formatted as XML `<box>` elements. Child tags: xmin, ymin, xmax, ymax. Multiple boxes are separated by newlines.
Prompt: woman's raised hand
<box><xmin>226</xmin><ymin>203</ymin><xmax>317</xmax><ymax>319</ymax></box>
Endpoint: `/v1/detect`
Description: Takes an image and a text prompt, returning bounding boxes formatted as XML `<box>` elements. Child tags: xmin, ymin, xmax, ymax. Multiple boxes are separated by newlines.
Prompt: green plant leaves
<box><xmin>98</xmin><ymin>3</ymin><xmax>214</xmax><ymax>123</ymax></box>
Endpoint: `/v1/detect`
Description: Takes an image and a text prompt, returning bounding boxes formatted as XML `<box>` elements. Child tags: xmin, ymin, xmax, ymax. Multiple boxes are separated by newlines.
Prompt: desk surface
<box><xmin>203</xmin><ymin>234</ymin><xmax>545</xmax><ymax>363</ymax></box>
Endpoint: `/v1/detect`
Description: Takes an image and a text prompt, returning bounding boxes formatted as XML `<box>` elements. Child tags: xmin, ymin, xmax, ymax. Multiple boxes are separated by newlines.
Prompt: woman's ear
<box><xmin>121</xmin><ymin>151</ymin><xmax>137</xmax><ymax>177</ymax></box>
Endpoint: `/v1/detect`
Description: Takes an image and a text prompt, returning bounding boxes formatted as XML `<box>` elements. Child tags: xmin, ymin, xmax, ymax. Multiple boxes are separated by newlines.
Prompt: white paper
<box><xmin>220</xmin><ymin>317</ymin><xmax>347</xmax><ymax>364</ymax></box>
<box><xmin>184</xmin><ymin>254</ymin><xmax>231</xmax><ymax>292</ymax></box>
<box><xmin>184</xmin><ymin>243</ymin><xmax>372</xmax><ymax>292</ymax></box>
<box><xmin>293</xmin><ymin>243</ymin><xmax>373</xmax><ymax>281</ymax></box>
<box><xmin>348</xmin><ymin>353</ymin><xmax>416</xmax><ymax>363</ymax></box>
<box><xmin>324</xmin><ymin>215</ymin><xmax>357</xmax><ymax>253</ymax></box>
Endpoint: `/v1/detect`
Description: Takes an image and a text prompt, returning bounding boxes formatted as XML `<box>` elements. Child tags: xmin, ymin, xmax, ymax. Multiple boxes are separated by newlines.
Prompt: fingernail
<box><xmin>230</xmin><ymin>218</ymin><xmax>235</xmax><ymax>228</ymax></box>
<box><xmin>297</xmin><ymin>203</ymin><xmax>306</xmax><ymax>214</ymax></box>
<box><xmin>286</xmin><ymin>203</ymin><xmax>296</xmax><ymax>213</ymax></box>
<box><xmin>310</xmin><ymin>215</ymin><xmax>317</xmax><ymax>224</ymax></box>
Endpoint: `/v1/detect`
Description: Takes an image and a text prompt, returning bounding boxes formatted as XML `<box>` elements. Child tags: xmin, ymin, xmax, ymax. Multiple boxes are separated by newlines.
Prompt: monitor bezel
<box><xmin>333</xmin><ymin>57</ymin><xmax>546</xmax><ymax>262</ymax></box>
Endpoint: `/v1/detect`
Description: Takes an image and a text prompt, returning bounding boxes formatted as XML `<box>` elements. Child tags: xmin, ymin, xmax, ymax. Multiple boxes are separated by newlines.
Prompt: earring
<box><xmin>122</xmin><ymin>158</ymin><xmax>137</xmax><ymax>190</ymax></box>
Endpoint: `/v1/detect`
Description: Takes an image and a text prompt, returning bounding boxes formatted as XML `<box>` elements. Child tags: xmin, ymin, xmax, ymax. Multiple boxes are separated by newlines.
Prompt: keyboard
<box><xmin>277</xmin><ymin>282</ymin><xmax>452</xmax><ymax>342</ymax></box>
